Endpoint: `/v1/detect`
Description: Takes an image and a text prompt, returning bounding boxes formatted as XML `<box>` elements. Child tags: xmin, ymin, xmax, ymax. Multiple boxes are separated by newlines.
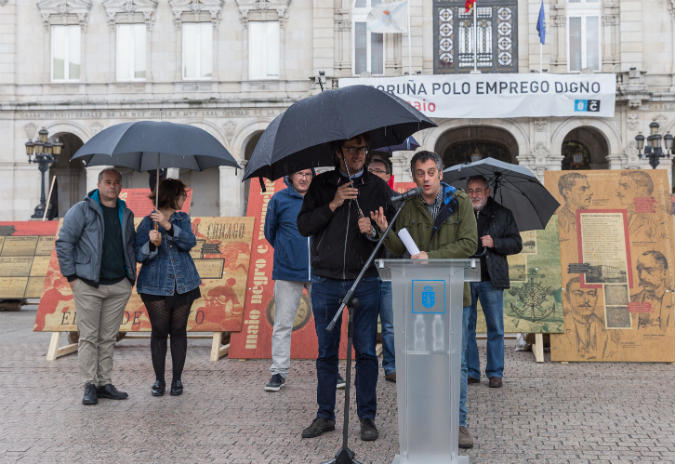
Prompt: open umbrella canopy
<box><xmin>373</xmin><ymin>135</ymin><xmax>420</xmax><ymax>153</ymax></box>
<box><xmin>443</xmin><ymin>157</ymin><xmax>560</xmax><ymax>232</ymax></box>
<box><xmin>71</xmin><ymin>121</ymin><xmax>240</xmax><ymax>171</ymax></box>
<box><xmin>243</xmin><ymin>85</ymin><xmax>435</xmax><ymax>180</ymax></box>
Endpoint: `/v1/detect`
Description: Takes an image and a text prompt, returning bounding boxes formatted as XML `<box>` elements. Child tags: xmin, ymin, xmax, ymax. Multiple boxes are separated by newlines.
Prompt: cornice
<box><xmin>168</xmin><ymin>0</ymin><xmax>224</xmax><ymax>22</ymax></box>
<box><xmin>235</xmin><ymin>0</ymin><xmax>291</xmax><ymax>22</ymax></box>
<box><xmin>36</xmin><ymin>0</ymin><xmax>93</xmax><ymax>25</ymax></box>
<box><xmin>102</xmin><ymin>0</ymin><xmax>158</xmax><ymax>24</ymax></box>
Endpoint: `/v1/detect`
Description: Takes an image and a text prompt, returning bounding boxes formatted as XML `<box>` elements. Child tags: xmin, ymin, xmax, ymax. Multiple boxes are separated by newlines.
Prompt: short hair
<box><xmin>565</xmin><ymin>276</ymin><xmax>581</xmax><ymax>293</ymax></box>
<box><xmin>640</xmin><ymin>250</ymin><xmax>668</xmax><ymax>270</ymax></box>
<box><xmin>410</xmin><ymin>150</ymin><xmax>443</xmax><ymax>176</ymax></box>
<box><xmin>369</xmin><ymin>157</ymin><xmax>390</xmax><ymax>174</ymax></box>
<box><xmin>332</xmin><ymin>133</ymin><xmax>370</xmax><ymax>152</ymax></box>
<box><xmin>467</xmin><ymin>175</ymin><xmax>489</xmax><ymax>189</ymax></box>
<box><xmin>98</xmin><ymin>168</ymin><xmax>122</xmax><ymax>183</ymax></box>
<box><xmin>558</xmin><ymin>172</ymin><xmax>587</xmax><ymax>197</ymax></box>
<box><xmin>149</xmin><ymin>178</ymin><xmax>187</xmax><ymax>210</ymax></box>
<box><xmin>621</xmin><ymin>171</ymin><xmax>654</xmax><ymax>195</ymax></box>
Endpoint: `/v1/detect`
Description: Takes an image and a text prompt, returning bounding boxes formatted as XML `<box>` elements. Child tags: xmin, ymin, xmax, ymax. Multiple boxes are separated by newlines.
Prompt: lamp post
<box><xmin>25</xmin><ymin>127</ymin><xmax>63</xmax><ymax>219</ymax></box>
<box><xmin>635</xmin><ymin>121</ymin><xmax>674</xmax><ymax>169</ymax></box>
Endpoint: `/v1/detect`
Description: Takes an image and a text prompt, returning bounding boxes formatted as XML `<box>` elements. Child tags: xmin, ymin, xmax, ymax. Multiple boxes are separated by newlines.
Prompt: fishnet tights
<box><xmin>143</xmin><ymin>297</ymin><xmax>191</xmax><ymax>382</ymax></box>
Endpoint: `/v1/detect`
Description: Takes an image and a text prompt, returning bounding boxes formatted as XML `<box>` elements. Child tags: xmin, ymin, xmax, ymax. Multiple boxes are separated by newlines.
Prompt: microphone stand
<box><xmin>321</xmin><ymin>200</ymin><xmax>406</xmax><ymax>464</ymax></box>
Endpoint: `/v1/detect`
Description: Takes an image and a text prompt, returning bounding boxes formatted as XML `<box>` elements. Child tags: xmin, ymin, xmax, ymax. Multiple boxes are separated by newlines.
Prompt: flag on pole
<box><xmin>367</xmin><ymin>0</ymin><xmax>408</xmax><ymax>34</ymax></box>
<box><xmin>536</xmin><ymin>0</ymin><xmax>546</xmax><ymax>44</ymax></box>
<box><xmin>465</xmin><ymin>0</ymin><xmax>476</xmax><ymax>13</ymax></box>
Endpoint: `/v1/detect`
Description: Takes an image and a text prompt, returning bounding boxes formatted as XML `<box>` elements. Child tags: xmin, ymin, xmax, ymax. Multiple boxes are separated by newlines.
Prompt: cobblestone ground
<box><xmin>2</xmin><ymin>307</ymin><xmax>675</xmax><ymax>464</ymax></box>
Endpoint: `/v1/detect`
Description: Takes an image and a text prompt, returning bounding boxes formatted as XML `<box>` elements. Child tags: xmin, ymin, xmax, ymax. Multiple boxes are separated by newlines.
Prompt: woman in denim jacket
<box><xmin>136</xmin><ymin>179</ymin><xmax>201</xmax><ymax>397</ymax></box>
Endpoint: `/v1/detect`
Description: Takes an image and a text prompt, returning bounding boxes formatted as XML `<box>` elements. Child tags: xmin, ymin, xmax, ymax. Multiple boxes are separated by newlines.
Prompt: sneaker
<box><xmin>336</xmin><ymin>374</ymin><xmax>346</xmax><ymax>390</ymax></box>
<box><xmin>301</xmin><ymin>417</ymin><xmax>335</xmax><ymax>438</ymax></box>
<box><xmin>264</xmin><ymin>374</ymin><xmax>285</xmax><ymax>392</ymax></box>
<box><xmin>360</xmin><ymin>418</ymin><xmax>379</xmax><ymax>441</ymax></box>
<box><xmin>458</xmin><ymin>426</ymin><xmax>474</xmax><ymax>449</ymax></box>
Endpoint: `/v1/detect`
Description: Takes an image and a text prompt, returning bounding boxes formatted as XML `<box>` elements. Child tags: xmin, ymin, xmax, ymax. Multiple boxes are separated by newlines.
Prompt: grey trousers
<box><xmin>269</xmin><ymin>280</ymin><xmax>311</xmax><ymax>379</ymax></box>
<box><xmin>72</xmin><ymin>278</ymin><xmax>132</xmax><ymax>387</ymax></box>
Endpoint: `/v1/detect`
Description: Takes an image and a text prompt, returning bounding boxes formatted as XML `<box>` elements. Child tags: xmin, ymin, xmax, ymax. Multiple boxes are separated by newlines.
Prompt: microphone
<box><xmin>391</xmin><ymin>187</ymin><xmax>421</xmax><ymax>202</ymax></box>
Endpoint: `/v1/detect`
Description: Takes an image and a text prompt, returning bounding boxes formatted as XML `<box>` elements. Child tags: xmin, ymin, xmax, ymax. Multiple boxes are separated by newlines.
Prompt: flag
<box><xmin>536</xmin><ymin>0</ymin><xmax>546</xmax><ymax>45</ymax></box>
<box><xmin>465</xmin><ymin>0</ymin><xmax>476</xmax><ymax>13</ymax></box>
<box><xmin>367</xmin><ymin>0</ymin><xmax>408</xmax><ymax>33</ymax></box>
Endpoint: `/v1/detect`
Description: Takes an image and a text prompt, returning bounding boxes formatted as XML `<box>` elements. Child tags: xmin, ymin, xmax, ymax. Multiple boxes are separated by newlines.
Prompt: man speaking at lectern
<box><xmin>370</xmin><ymin>150</ymin><xmax>478</xmax><ymax>449</ymax></box>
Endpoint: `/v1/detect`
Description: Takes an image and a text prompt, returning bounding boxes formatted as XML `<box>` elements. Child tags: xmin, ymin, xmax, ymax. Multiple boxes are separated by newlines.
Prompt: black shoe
<box><xmin>336</xmin><ymin>374</ymin><xmax>346</xmax><ymax>390</ymax></box>
<box><xmin>170</xmin><ymin>379</ymin><xmax>183</xmax><ymax>396</ymax></box>
<box><xmin>96</xmin><ymin>384</ymin><xmax>128</xmax><ymax>400</ymax></box>
<box><xmin>82</xmin><ymin>383</ymin><xmax>98</xmax><ymax>405</ymax></box>
<box><xmin>151</xmin><ymin>380</ymin><xmax>165</xmax><ymax>397</ymax></box>
<box><xmin>301</xmin><ymin>417</ymin><xmax>335</xmax><ymax>438</ymax></box>
<box><xmin>360</xmin><ymin>418</ymin><xmax>379</xmax><ymax>441</ymax></box>
<box><xmin>264</xmin><ymin>374</ymin><xmax>285</xmax><ymax>392</ymax></box>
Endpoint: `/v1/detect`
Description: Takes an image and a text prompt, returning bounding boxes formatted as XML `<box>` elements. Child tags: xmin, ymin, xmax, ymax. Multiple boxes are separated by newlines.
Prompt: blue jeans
<box><xmin>311</xmin><ymin>274</ymin><xmax>380</xmax><ymax>421</ymax></box>
<box><xmin>459</xmin><ymin>305</ymin><xmax>471</xmax><ymax>427</ymax></box>
<box><xmin>379</xmin><ymin>281</ymin><xmax>395</xmax><ymax>375</ymax></box>
<box><xmin>466</xmin><ymin>281</ymin><xmax>505</xmax><ymax>379</ymax></box>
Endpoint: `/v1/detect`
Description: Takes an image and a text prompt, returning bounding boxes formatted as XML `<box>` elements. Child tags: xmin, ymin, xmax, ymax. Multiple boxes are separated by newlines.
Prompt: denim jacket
<box><xmin>135</xmin><ymin>212</ymin><xmax>201</xmax><ymax>295</ymax></box>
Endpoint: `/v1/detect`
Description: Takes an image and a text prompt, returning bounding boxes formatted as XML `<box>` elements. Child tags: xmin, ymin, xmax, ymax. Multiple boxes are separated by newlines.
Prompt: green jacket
<box><xmin>383</xmin><ymin>184</ymin><xmax>478</xmax><ymax>306</ymax></box>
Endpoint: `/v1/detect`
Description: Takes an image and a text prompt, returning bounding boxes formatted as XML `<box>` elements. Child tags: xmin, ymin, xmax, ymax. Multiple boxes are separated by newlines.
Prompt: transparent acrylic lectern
<box><xmin>376</xmin><ymin>259</ymin><xmax>480</xmax><ymax>464</ymax></box>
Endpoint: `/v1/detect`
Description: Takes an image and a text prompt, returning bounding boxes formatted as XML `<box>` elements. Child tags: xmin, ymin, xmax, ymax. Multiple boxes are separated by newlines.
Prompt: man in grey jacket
<box><xmin>55</xmin><ymin>168</ymin><xmax>136</xmax><ymax>405</ymax></box>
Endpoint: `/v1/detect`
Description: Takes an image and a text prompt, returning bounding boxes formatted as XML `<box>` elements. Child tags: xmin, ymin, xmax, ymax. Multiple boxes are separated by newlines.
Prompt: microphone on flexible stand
<box><xmin>391</xmin><ymin>187</ymin><xmax>421</xmax><ymax>202</ymax></box>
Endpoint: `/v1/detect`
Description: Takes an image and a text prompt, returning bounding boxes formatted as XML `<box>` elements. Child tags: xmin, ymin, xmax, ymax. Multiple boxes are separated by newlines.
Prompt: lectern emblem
<box><xmin>421</xmin><ymin>286</ymin><xmax>435</xmax><ymax>308</ymax></box>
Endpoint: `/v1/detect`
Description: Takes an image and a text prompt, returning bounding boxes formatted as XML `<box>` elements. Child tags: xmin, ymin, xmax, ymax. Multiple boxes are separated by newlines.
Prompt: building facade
<box><xmin>0</xmin><ymin>0</ymin><xmax>674</xmax><ymax>220</ymax></box>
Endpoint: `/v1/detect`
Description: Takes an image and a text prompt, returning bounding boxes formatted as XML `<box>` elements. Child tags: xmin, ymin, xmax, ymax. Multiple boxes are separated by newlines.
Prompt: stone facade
<box><xmin>0</xmin><ymin>0</ymin><xmax>674</xmax><ymax>220</ymax></box>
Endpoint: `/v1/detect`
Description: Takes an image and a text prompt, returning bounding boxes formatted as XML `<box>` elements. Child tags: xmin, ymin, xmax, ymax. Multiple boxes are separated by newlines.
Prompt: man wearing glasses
<box><xmin>297</xmin><ymin>134</ymin><xmax>393</xmax><ymax>442</ymax></box>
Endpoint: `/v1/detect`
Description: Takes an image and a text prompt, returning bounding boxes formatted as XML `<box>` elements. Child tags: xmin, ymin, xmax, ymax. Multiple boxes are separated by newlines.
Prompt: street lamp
<box><xmin>25</xmin><ymin>127</ymin><xmax>63</xmax><ymax>219</ymax></box>
<box><xmin>635</xmin><ymin>121</ymin><xmax>674</xmax><ymax>169</ymax></box>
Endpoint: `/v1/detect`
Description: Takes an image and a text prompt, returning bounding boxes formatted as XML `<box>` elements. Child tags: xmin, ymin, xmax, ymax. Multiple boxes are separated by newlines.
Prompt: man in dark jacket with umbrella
<box><xmin>297</xmin><ymin>134</ymin><xmax>392</xmax><ymax>442</ymax></box>
<box><xmin>465</xmin><ymin>175</ymin><xmax>522</xmax><ymax>389</ymax></box>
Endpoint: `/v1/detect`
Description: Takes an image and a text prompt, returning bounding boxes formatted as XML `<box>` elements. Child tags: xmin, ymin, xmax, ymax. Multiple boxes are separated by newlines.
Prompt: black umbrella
<box><xmin>243</xmin><ymin>85</ymin><xmax>435</xmax><ymax>180</ymax></box>
<box><xmin>443</xmin><ymin>157</ymin><xmax>560</xmax><ymax>231</ymax></box>
<box><xmin>71</xmin><ymin>121</ymin><xmax>240</xmax><ymax>209</ymax></box>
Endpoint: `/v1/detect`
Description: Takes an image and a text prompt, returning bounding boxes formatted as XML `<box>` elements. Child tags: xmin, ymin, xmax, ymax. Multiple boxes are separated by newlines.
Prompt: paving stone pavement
<box><xmin>2</xmin><ymin>307</ymin><xmax>675</xmax><ymax>464</ymax></box>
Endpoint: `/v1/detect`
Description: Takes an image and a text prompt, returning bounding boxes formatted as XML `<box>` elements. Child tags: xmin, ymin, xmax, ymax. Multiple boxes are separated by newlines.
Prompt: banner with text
<box><xmin>339</xmin><ymin>74</ymin><xmax>616</xmax><ymax>118</ymax></box>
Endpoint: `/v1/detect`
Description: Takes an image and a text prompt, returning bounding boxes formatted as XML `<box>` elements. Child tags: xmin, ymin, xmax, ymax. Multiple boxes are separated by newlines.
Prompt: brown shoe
<box><xmin>458</xmin><ymin>426</ymin><xmax>474</xmax><ymax>449</ymax></box>
<box><xmin>384</xmin><ymin>372</ymin><xmax>396</xmax><ymax>383</ymax></box>
<box><xmin>489</xmin><ymin>376</ymin><xmax>502</xmax><ymax>388</ymax></box>
<box><xmin>467</xmin><ymin>376</ymin><xmax>480</xmax><ymax>384</ymax></box>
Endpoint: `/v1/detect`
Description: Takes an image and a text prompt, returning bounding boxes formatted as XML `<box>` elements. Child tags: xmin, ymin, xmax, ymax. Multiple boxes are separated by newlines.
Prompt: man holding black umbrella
<box><xmin>465</xmin><ymin>175</ymin><xmax>522</xmax><ymax>389</ymax></box>
<box><xmin>297</xmin><ymin>134</ymin><xmax>393</xmax><ymax>442</ymax></box>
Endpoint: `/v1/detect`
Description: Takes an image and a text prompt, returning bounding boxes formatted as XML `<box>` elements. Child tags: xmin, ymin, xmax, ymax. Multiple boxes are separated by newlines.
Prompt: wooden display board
<box><xmin>473</xmin><ymin>217</ymin><xmax>563</xmax><ymax>336</ymax></box>
<box><xmin>0</xmin><ymin>221</ymin><xmax>58</xmax><ymax>299</ymax></box>
<box><xmin>545</xmin><ymin>170</ymin><xmax>675</xmax><ymax>362</ymax></box>
<box><xmin>34</xmin><ymin>216</ymin><xmax>254</xmax><ymax>360</ymax></box>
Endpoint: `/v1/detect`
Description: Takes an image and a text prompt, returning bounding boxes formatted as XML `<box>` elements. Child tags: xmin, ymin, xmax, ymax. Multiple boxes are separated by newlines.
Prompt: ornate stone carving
<box><xmin>235</xmin><ymin>0</ymin><xmax>291</xmax><ymax>22</ymax></box>
<box><xmin>668</xmin><ymin>0</ymin><xmax>675</xmax><ymax>16</ymax></box>
<box><xmin>102</xmin><ymin>0</ymin><xmax>158</xmax><ymax>24</ymax></box>
<box><xmin>0</xmin><ymin>0</ymin><xmax>9</xmax><ymax>7</ymax></box>
<box><xmin>534</xmin><ymin>119</ymin><xmax>547</xmax><ymax>132</ymax></box>
<box><xmin>222</xmin><ymin>120</ymin><xmax>237</xmax><ymax>143</ymax></box>
<box><xmin>168</xmin><ymin>0</ymin><xmax>224</xmax><ymax>22</ymax></box>
<box><xmin>24</xmin><ymin>123</ymin><xmax>38</xmax><ymax>140</ymax></box>
<box><xmin>36</xmin><ymin>0</ymin><xmax>92</xmax><ymax>25</ymax></box>
<box><xmin>627</xmin><ymin>113</ymin><xmax>639</xmax><ymax>131</ymax></box>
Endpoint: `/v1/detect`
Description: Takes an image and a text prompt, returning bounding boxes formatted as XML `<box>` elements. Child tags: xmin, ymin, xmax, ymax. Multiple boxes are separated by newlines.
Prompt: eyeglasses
<box><xmin>342</xmin><ymin>145</ymin><xmax>368</xmax><ymax>156</ymax></box>
<box><xmin>368</xmin><ymin>168</ymin><xmax>387</xmax><ymax>175</ymax></box>
<box><xmin>294</xmin><ymin>172</ymin><xmax>313</xmax><ymax>178</ymax></box>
